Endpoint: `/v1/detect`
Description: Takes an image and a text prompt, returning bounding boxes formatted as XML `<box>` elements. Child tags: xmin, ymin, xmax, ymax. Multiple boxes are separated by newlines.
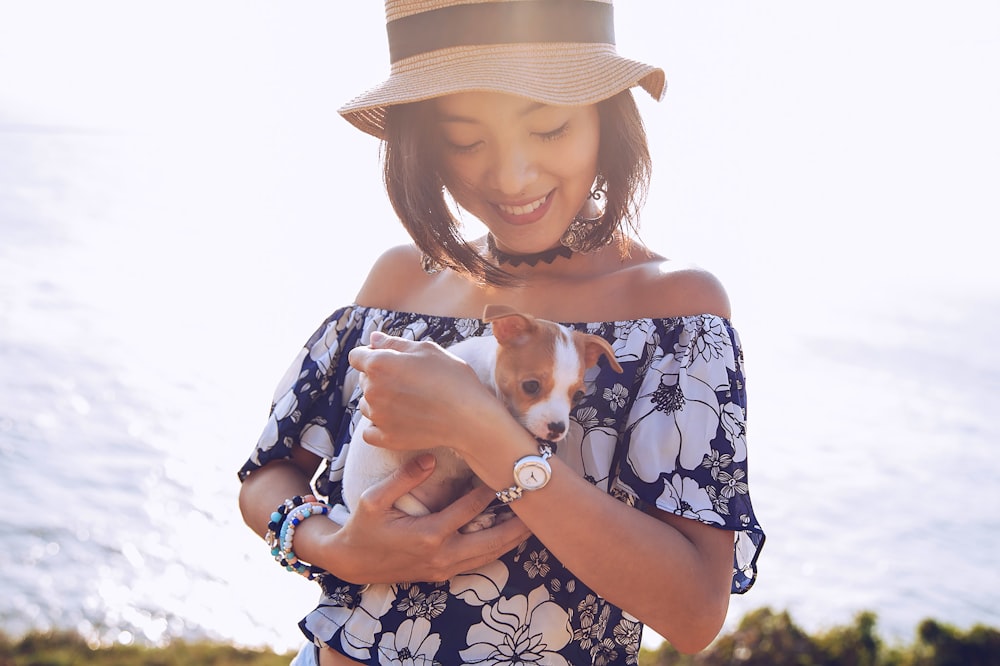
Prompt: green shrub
<box><xmin>0</xmin><ymin>630</ymin><xmax>295</xmax><ymax>666</ymax></box>
<box><xmin>638</xmin><ymin>608</ymin><xmax>1000</xmax><ymax>666</ymax></box>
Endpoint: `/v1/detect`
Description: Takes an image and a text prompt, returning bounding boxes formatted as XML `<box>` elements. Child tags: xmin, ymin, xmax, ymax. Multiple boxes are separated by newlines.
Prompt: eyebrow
<box><xmin>437</xmin><ymin>100</ymin><xmax>548</xmax><ymax>124</ymax></box>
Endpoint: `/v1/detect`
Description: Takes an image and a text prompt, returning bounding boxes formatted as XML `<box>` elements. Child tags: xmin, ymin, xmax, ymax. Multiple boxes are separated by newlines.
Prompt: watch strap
<box><xmin>496</xmin><ymin>442</ymin><xmax>554</xmax><ymax>504</ymax></box>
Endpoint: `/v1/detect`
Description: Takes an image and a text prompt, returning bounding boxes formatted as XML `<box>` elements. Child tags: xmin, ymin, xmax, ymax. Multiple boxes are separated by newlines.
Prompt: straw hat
<box><xmin>338</xmin><ymin>0</ymin><xmax>666</xmax><ymax>139</ymax></box>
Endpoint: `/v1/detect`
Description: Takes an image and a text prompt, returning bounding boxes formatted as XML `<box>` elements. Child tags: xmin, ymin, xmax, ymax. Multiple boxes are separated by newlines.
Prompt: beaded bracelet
<box><xmin>265</xmin><ymin>495</ymin><xmax>329</xmax><ymax>580</ymax></box>
<box><xmin>264</xmin><ymin>495</ymin><xmax>315</xmax><ymax>550</ymax></box>
<box><xmin>276</xmin><ymin>502</ymin><xmax>330</xmax><ymax>579</ymax></box>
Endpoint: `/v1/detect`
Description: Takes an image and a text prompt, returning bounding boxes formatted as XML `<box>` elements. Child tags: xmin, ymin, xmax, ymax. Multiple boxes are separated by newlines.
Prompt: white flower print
<box><xmin>718</xmin><ymin>467</ymin><xmax>749</xmax><ymax>499</ymax></box>
<box><xmin>376</xmin><ymin>617</ymin><xmax>441</xmax><ymax>666</ymax></box>
<box><xmin>611</xmin><ymin>319</ymin><xmax>656</xmax><ymax>364</ymax></box>
<box><xmin>310</xmin><ymin>320</ymin><xmax>344</xmax><ymax>376</ymax></box>
<box><xmin>450</xmin><ymin>559</ymin><xmax>509</xmax><ymax>607</ymax></box>
<box><xmin>327</xmin><ymin>586</ymin><xmax>354</xmax><ymax>607</ymax></box>
<box><xmin>612</xmin><ymin>616</ymin><xmax>642</xmax><ymax>665</ymax></box>
<box><xmin>455</xmin><ymin>317</ymin><xmax>480</xmax><ymax>340</ymax></box>
<box><xmin>701</xmin><ymin>450</ymin><xmax>734</xmax><ymax>481</ymax></box>
<box><xmin>673</xmin><ymin>316</ymin><xmax>728</xmax><ymax>369</ymax></box>
<box><xmin>626</xmin><ymin>369</ymin><xmax>722</xmax><ymax>480</ymax></box>
<box><xmin>254</xmin><ymin>386</ymin><xmax>299</xmax><ymax>452</ymax></box>
<box><xmin>524</xmin><ymin>549</ymin><xmax>551</xmax><ymax>579</ymax></box>
<box><xmin>720</xmin><ymin>398</ymin><xmax>748</xmax><ymax>463</ymax></box>
<box><xmin>459</xmin><ymin>585</ymin><xmax>573</xmax><ymax>665</ymax></box>
<box><xmin>299</xmin><ymin>422</ymin><xmax>334</xmax><ymax>458</ymax></box>
<box><xmin>360</xmin><ymin>310</ymin><xmax>386</xmax><ymax>344</ymax></box>
<box><xmin>659</xmin><ymin>475</ymin><xmax>725</xmax><ymax>525</ymax></box>
<box><xmin>399</xmin><ymin>320</ymin><xmax>429</xmax><ymax>341</ymax></box>
<box><xmin>707</xmin><ymin>485</ymin><xmax>730</xmax><ymax>516</ymax></box>
<box><xmin>602</xmin><ymin>383</ymin><xmax>629</xmax><ymax>411</ymax></box>
<box><xmin>302</xmin><ymin>584</ymin><xmax>395</xmax><ymax>661</ymax></box>
<box><xmin>590</xmin><ymin>638</ymin><xmax>619</xmax><ymax>666</ymax></box>
<box><xmin>396</xmin><ymin>586</ymin><xmax>448</xmax><ymax>620</ymax></box>
<box><xmin>574</xmin><ymin>598</ymin><xmax>611</xmax><ymax>651</ymax></box>
<box><xmin>573</xmin><ymin>422</ymin><xmax>618</xmax><ymax>488</ymax></box>
<box><xmin>574</xmin><ymin>405</ymin><xmax>600</xmax><ymax>430</ymax></box>
<box><xmin>576</xmin><ymin>595</ymin><xmax>600</xmax><ymax>629</ymax></box>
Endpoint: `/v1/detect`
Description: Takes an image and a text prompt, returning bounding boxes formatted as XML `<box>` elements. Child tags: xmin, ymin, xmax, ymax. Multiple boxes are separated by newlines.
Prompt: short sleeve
<box><xmin>237</xmin><ymin>306</ymin><xmax>370</xmax><ymax>483</ymax></box>
<box><xmin>616</xmin><ymin>315</ymin><xmax>765</xmax><ymax>593</ymax></box>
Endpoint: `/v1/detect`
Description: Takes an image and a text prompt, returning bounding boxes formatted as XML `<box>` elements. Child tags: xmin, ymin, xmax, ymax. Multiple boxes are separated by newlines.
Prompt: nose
<box><xmin>490</xmin><ymin>143</ymin><xmax>536</xmax><ymax>195</ymax></box>
<box><xmin>546</xmin><ymin>421</ymin><xmax>567</xmax><ymax>440</ymax></box>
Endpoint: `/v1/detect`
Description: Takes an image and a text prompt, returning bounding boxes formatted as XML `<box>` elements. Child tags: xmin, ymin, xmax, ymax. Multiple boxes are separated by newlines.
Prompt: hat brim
<box><xmin>338</xmin><ymin>43</ymin><xmax>666</xmax><ymax>139</ymax></box>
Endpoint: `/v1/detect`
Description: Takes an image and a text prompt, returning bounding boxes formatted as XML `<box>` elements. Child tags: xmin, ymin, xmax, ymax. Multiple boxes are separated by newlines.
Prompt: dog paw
<box><xmin>458</xmin><ymin>512</ymin><xmax>498</xmax><ymax>534</ymax></box>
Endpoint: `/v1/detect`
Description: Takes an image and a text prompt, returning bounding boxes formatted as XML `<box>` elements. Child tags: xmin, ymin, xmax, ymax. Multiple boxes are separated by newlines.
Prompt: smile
<box><xmin>496</xmin><ymin>193</ymin><xmax>549</xmax><ymax>217</ymax></box>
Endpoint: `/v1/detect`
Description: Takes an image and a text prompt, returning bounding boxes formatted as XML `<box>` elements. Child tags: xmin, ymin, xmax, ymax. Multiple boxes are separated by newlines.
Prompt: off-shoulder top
<box><xmin>239</xmin><ymin>305</ymin><xmax>765</xmax><ymax>665</ymax></box>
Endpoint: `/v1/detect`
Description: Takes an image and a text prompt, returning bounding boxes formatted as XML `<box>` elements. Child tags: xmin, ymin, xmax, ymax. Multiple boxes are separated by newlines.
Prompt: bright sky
<box><xmin>2</xmin><ymin>1</ymin><xmax>997</xmax><ymax>320</ymax></box>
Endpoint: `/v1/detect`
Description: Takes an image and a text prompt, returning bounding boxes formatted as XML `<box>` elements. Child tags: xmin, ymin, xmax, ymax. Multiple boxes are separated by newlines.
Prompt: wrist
<box><xmin>496</xmin><ymin>441</ymin><xmax>554</xmax><ymax>504</ymax></box>
<box><xmin>462</xmin><ymin>413</ymin><xmax>542</xmax><ymax>491</ymax></box>
<box><xmin>290</xmin><ymin>508</ymin><xmax>343</xmax><ymax>574</ymax></box>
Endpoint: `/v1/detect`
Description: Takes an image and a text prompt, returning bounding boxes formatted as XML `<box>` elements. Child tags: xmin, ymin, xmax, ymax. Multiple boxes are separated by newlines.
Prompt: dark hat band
<box><xmin>387</xmin><ymin>0</ymin><xmax>615</xmax><ymax>64</ymax></box>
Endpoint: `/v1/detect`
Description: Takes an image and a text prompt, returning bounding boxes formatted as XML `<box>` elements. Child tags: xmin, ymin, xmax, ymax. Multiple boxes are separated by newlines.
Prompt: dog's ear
<box><xmin>482</xmin><ymin>303</ymin><xmax>519</xmax><ymax>321</ymax></box>
<box><xmin>581</xmin><ymin>334</ymin><xmax>623</xmax><ymax>373</ymax></box>
<box><xmin>489</xmin><ymin>311</ymin><xmax>537</xmax><ymax>346</ymax></box>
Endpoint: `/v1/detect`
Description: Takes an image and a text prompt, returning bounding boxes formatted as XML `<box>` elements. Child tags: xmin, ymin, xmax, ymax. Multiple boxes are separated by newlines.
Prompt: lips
<box><xmin>492</xmin><ymin>191</ymin><xmax>553</xmax><ymax>225</ymax></box>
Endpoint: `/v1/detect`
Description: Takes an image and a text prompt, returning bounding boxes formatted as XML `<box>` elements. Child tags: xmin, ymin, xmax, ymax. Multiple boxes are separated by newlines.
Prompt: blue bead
<box><xmin>270</xmin><ymin>511</ymin><xmax>283</xmax><ymax>523</ymax></box>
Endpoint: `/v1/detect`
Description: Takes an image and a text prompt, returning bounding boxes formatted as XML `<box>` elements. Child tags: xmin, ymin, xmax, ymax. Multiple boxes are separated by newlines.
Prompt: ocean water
<box><xmin>2</xmin><ymin>0</ymin><xmax>999</xmax><ymax>654</ymax></box>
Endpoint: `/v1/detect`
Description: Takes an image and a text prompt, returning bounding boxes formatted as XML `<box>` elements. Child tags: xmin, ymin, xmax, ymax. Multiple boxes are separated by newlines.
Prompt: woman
<box><xmin>238</xmin><ymin>1</ymin><xmax>765</xmax><ymax>664</ymax></box>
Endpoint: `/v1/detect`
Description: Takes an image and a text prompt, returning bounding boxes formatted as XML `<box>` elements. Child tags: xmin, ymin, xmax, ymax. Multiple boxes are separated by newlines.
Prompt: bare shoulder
<box><xmin>631</xmin><ymin>257</ymin><xmax>732</xmax><ymax>320</ymax></box>
<box><xmin>354</xmin><ymin>243</ymin><xmax>431</xmax><ymax>309</ymax></box>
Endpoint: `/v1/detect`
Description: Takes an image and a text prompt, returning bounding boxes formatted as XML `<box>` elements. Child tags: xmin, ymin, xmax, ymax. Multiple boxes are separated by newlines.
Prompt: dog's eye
<box><xmin>572</xmin><ymin>390</ymin><xmax>586</xmax><ymax>405</ymax></box>
<box><xmin>522</xmin><ymin>380</ymin><xmax>541</xmax><ymax>395</ymax></box>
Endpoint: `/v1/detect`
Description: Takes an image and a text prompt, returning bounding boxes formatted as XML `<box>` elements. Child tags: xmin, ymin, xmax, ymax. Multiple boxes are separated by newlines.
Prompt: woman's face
<box><xmin>432</xmin><ymin>91</ymin><xmax>600</xmax><ymax>255</ymax></box>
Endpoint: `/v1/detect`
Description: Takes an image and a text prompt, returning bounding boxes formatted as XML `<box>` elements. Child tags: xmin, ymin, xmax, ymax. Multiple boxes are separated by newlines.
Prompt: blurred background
<box><xmin>1</xmin><ymin>0</ymin><xmax>997</xmax><ymax>654</ymax></box>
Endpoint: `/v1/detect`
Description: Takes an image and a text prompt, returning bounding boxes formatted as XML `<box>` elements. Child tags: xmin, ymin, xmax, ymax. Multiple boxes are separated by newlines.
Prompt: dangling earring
<box><xmin>420</xmin><ymin>253</ymin><xmax>443</xmax><ymax>275</ymax></box>
<box><xmin>560</xmin><ymin>184</ymin><xmax>613</xmax><ymax>253</ymax></box>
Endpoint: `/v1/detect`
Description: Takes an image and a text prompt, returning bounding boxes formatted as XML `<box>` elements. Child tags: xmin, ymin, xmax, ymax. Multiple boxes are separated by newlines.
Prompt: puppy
<box><xmin>341</xmin><ymin>304</ymin><xmax>622</xmax><ymax>532</ymax></box>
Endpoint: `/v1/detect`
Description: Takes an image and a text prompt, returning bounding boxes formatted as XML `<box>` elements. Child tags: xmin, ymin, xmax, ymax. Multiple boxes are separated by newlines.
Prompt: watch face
<box><xmin>514</xmin><ymin>457</ymin><xmax>551</xmax><ymax>491</ymax></box>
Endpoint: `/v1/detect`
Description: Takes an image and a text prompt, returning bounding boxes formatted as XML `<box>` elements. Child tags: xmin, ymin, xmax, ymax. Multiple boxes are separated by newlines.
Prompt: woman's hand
<box><xmin>325</xmin><ymin>453</ymin><xmax>531</xmax><ymax>584</ymax></box>
<box><xmin>348</xmin><ymin>332</ymin><xmax>502</xmax><ymax>455</ymax></box>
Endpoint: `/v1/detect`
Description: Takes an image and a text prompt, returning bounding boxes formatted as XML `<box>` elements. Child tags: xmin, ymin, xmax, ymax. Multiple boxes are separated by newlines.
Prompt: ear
<box><xmin>485</xmin><ymin>307</ymin><xmax>537</xmax><ymax>346</ymax></box>
<box><xmin>582</xmin><ymin>334</ymin><xmax>623</xmax><ymax>373</ymax></box>
<box><xmin>482</xmin><ymin>303</ymin><xmax>518</xmax><ymax>321</ymax></box>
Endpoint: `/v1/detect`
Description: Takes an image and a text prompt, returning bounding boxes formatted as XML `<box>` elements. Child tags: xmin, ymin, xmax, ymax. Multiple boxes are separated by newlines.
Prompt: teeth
<box><xmin>497</xmin><ymin>194</ymin><xmax>547</xmax><ymax>216</ymax></box>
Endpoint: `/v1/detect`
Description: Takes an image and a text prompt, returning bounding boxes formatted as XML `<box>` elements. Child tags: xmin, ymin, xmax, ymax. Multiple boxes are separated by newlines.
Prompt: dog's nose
<box><xmin>547</xmin><ymin>422</ymin><xmax>566</xmax><ymax>439</ymax></box>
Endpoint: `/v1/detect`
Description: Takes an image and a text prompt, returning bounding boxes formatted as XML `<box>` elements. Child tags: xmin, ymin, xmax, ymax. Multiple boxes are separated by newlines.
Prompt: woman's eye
<box><xmin>537</xmin><ymin>122</ymin><xmax>570</xmax><ymax>142</ymax></box>
<box><xmin>445</xmin><ymin>140</ymin><xmax>482</xmax><ymax>154</ymax></box>
<box><xmin>522</xmin><ymin>380</ymin><xmax>541</xmax><ymax>395</ymax></box>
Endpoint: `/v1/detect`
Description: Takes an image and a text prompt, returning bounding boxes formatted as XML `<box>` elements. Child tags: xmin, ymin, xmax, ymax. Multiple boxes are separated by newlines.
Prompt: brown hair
<box><xmin>381</xmin><ymin>90</ymin><xmax>651</xmax><ymax>286</ymax></box>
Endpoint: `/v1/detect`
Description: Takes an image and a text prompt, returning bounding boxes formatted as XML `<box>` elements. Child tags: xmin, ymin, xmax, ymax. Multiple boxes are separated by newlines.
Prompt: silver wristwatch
<box><xmin>496</xmin><ymin>443</ymin><xmax>554</xmax><ymax>504</ymax></box>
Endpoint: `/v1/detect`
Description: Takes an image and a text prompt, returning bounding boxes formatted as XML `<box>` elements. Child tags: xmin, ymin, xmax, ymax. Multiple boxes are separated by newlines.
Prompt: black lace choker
<box><xmin>486</xmin><ymin>235</ymin><xmax>573</xmax><ymax>267</ymax></box>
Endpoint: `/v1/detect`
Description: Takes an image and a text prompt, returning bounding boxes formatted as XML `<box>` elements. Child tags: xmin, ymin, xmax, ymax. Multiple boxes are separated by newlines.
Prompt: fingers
<box><xmin>360</xmin><ymin>453</ymin><xmax>436</xmax><ymax>510</ymax></box>
<box><xmin>348</xmin><ymin>333</ymin><xmax>412</xmax><ymax>380</ymax></box>
<box><xmin>452</xmin><ymin>516</ymin><xmax>532</xmax><ymax>575</ymax></box>
<box><xmin>368</xmin><ymin>330</ymin><xmax>392</xmax><ymax>348</ymax></box>
<box><xmin>435</xmin><ymin>484</ymin><xmax>500</xmax><ymax>533</ymax></box>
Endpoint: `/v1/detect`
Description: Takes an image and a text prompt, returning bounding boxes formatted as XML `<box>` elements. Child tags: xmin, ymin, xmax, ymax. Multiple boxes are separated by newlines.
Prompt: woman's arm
<box><xmin>472</xmin><ymin>421</ymin><xmax>733</xmax><ymax>654</ymax></box>
<box><xmin>238</xmin><ymin>445</ymin><xmax>532</xmax><ymax>585</ymax></box>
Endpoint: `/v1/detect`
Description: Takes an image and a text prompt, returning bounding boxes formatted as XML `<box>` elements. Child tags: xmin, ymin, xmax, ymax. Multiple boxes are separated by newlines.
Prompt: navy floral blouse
<box><xmin>239</xmin><ymin>305</ymin><xmax>765</xmax><ymax>665</ymax></box>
